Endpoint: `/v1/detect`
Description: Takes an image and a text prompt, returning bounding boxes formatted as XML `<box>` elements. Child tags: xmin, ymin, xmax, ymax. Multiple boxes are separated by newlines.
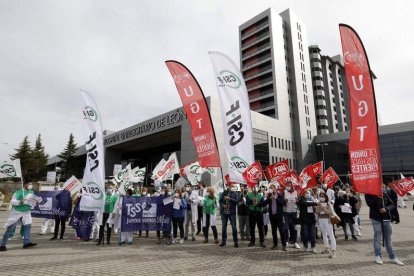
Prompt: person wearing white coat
<box><xmin>184</xmin><ymin>184</ymin><xmax>198</xmax><ymax>241</ymax></box>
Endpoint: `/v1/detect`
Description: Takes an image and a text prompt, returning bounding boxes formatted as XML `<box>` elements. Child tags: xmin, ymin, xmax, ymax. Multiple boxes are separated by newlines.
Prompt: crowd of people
<box><xmin>0</xmin><ymin>179</ymin><xmax>407</xmax><ymax>266</ymax></box>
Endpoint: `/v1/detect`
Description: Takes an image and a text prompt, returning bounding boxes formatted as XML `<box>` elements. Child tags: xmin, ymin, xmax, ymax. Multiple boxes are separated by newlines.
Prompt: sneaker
<box><xmin>375</xmin><ymin>256</ymin><xmax>383</xmax><ymax>265</ymax></box>
<box><xmin>179</xmin><ymin>239</ymin><xmax>184</xmax><ymax>244</ymax></box>
<box><xmin>23</xmin><ymin>242</ymin><xmax>37</xmax><ymax>249</ymax></box>
<box><xmin>171</xmin><ymin>239</ymin><xmax>177</xmax><ymax>244</ymax></box>
<box><xmin>294</xmin><ymin>243</ymin><xmax>301</xmax><ymax>249</ymax></box>
<box><xmin>0</xmin><ymin>246</ymin><xmax>7</xmax><ymax>251</ymax></box>
<box><xmin>127</xmin><ymin>241</ymin><xmax>133</xmax><ymax>245</ymax></box>
<box><xmin>391</xmin><ymin>258</ymin><xmax>404</xmax><ymax>266</ymax></box>
<box><xmin>357</xmin><ymin>233</ymin><xmax>362</xmax><ymax>237</ymax></box>
<box><xmin>312</xmin><ymin>247</ymin><xmax>318</xmax><ymax>254</ymax></box>
<box><xmin>321</xmin><ymin>248</ymin><xmax>329</xmax><ymax>254</ymax></box>
<box><xmin>329</xmin><ymin>251</ymin><xmax>336</xmax><ymax>258</ymax></box>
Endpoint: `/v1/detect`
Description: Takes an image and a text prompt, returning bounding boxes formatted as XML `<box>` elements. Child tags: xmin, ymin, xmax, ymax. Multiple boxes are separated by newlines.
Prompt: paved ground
<box><xmin>1</xmin><ymin>201</ymin><xmax>413</xmax><ymax>276</ymax></box>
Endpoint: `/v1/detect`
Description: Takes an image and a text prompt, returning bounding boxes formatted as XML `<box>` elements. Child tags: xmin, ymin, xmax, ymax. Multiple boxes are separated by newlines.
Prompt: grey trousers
<box><xmin>238</xmin><ymin>215</ymin><xmax>250</xmax><ymax>239</ymax></box>
<box><xmin>184</xmin><ymin>209</ymin><xmax>195</xmax><ymax>239</ymax></box>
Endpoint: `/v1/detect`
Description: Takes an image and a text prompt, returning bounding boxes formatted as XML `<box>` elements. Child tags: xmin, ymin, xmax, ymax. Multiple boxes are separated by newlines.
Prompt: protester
<box><xmin>263</xmin><ymin>184</ymin><xmax>286</xmax><ymax>251</ymax></box>
<box><xmin>184</xmin><ymin>184</ymin><xmax>198</xmax><ymax>242</ymax></box>
<box><xmin>219</xmin><ymin>183</ymin><xmax>239</xmax><ymax>247</ymax></box>
<box><xmin>172</xmin><ymin>189</ymin><xmax>187</xmax><ymax>244</ymax></box>
<box><xmin>196</xmin><ymin>182</ymin><xmax>206</xmax><ymax>235</ymax></box>
<box><xmin>298</xmin><ymin>190</ymin><xmax>319</xmax><ymax>253</ymax></box>
<box><xmin>365</xmin><ymin>186</ymin><xmax>404</xmax><ymax>266</ymax></box>
<box><xmin>335</xmin><ymin>190</ymin><xmax>358</xmax><ymax>241</ymax></box>
<box><xmin>202</xmin><ymin>187</ymin><xmax>219</xmax><ymax>244</ymax></box>
<box><xmin>98</xmin><ymin>185</ymin><xmax>118</xmax><ymax>245</ymax></box>
<box><xmin>283</xmin><ymin>181</ymin><xmax>301</xmax><ymax>249</ymax></box>
<box><xmin>315</xmin><ymin>192</ymin><xmax>337</xmax><ymax>258</ymax></box>
<box><xmin>238</xmin><ymin>186</ymin><xmax>250</xmax><ymax>241</ymax></box>
<box><xmin>246</xmin><ymin>185</ymin><xmax>265</xmax><ymax>248</ymax></box>
<box><xmin>0</xmin><ymin>182</ymin><xmax>38</xmax><ymax>251</ymax></box>
<box><xmin>386</xmin><ymin>187</ymin><xmax>400</xmax><ymax>224</ymax></box>
<box><xmin>50</xmin><ymin>189</ymin><xmax>72</xmax><ymax>240</ymax></box>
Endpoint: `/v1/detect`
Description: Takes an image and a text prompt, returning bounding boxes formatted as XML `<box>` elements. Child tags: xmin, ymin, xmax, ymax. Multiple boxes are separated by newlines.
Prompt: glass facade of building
<box><xmin>253</xmin><ymin>128</ymin><xmax>270</xmax><ymax>168</ymax></box>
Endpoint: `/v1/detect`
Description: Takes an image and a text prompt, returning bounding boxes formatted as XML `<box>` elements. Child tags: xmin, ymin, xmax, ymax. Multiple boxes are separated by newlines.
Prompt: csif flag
<box><xmin>312</xmin><ymin>161</ymin><xmax>323</xmax><ymax>176</ymax></box>
<box><xmin>0</xmin><ymin>159</ymin><xmax>22</xmax><ymax>178</ymax></box>
<box><xmin>389</xmin><ymin>177</ymin><xmax>414</xmax><ymax>197</ymax></box>
<box><xmin>339</xmin><ymin>24</ymin><xmax>382</xmax><ymax>196</ymax></box>
<box><xmin>79</xmin><ymin>90</ymin><xmax>105</xmax><ymax>212</ymax></box>
<box><xmin>242</xmin><ymin>161</ymin><xmax>265</xmax><ymax>188</ymax></box>
<box><xmin>209</xmin><ymin>51</ymin><xmax>254</xmax><ymax>184</ymax></box>
<box><xmin>183</xmin><ymin>161</ymin><xmax>206</xmax><ymax>185</ymax></box>
<box><xmin>319</xmin><ymin>167</ymin><xmax>340</xmax><ymax>189</ymax></box>
<box><xmin>131</xmin><ymin>166</ymin><xmax>146</xmax><ymax>183</ymax></box>
<box><xmin>266</xmin><ymin>160</ymin><xmax>289</xmax><ymax>180</ymax></box>
<box><xmin>165</xmin><ymin>61</ymin><xmax>221</xmax><ymax>168</ymax></box>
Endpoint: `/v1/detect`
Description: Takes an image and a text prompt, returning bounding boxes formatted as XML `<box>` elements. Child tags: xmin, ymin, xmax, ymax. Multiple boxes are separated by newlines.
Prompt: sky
<box><xmin>0</xmin><ymin>0</ymin><xmax>413</xmax><ymax>162</ymax></box>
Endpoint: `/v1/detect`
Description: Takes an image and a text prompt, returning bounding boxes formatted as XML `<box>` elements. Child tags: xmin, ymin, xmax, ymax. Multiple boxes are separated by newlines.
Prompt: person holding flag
<box><xmin>218</xmin><ymin>183</ymin><xmax>239</xmax><ymax>248</ymax></box>
<box><xmin>0</xmin><ymin>182</ymin><xmax>38</xmax><ymax>251</ymax></box>
<box><xmin>246</xmin><ymin>186</ymin><xmax>266</xmax><ymax>248</ymax></box>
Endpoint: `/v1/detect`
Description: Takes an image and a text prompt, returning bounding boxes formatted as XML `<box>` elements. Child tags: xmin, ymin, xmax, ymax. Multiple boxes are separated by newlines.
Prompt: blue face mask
<box><xmin>106</xmin><ymin>189</ymin><xmax>112</xmax><ymax>194</ymax></box>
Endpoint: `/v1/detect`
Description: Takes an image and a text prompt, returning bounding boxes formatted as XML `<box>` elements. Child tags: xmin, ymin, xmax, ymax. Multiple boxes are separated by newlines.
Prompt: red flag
<box><xmin>300</xmin><ymin>165</ymin><xmax>318</xmax><ymax>190</ymax></box>
<box><xmin>166</xmin><ymin>61</ymin><xmax>221</xmax><ymax>168</ymax></box>
<box><xmin>319</xmin><ymin>167</ymin><xmax>340</xmax><ymax>189</ymax></box>
<box><xmin>225</xmin><ymin>174</ymin><xmax>238</xmax><ymax>185</ymax></box>
<box><xmin>389</xmin><ymin>177</ymin><xmax>414</xmax><ymax>197</ymax></box>
<box><xmin>266</xmin><ymin>160</ymin><xmax>289</xmax><ymax>179</ymax></box>
<box><xmin>312</xmin><ymin>161</ymin><xmax>323</xmax><ymax>176</ymax></box>
<box><xmin>339</xmin><ymin>24</ymin><xmax>382</xmax><ymax>196</ymax></box>
<box><xmin>242</xmin><ymin>161</ymin><xmax>265</xmax><ymax>188</ymax></box>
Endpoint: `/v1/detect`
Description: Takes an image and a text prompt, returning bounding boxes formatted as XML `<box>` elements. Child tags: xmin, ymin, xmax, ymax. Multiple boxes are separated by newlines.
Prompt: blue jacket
<box><xmin>365</xmin><ymin>191</ymin><xmax>396</xmax><ymax>222</ymax></box>
<box><xmin>219</xmin><ymin>190</ymin><xmax>239</xmax><ymax>215</ymax></box>
<box><xmin>172</xmin><ymin>197</ymin><xmax>187</xmax><ymax>218</ymax></box>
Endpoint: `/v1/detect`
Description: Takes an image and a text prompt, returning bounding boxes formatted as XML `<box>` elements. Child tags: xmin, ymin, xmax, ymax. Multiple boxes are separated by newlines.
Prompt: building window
<box><xmin>278</xmin><ymin>138</ymin><xmax>281</xmax><ymax>148</ymax></box>
<box><xmin>271</xmin><ymin>136</ymin><xmax>273</xmax><ymax>147</ymax></box>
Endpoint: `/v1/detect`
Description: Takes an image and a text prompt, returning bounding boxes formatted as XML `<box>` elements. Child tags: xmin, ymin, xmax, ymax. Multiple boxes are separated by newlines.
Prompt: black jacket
<box><xmin>298</xmin><ymin>196</ymin><xmax>318</xmax><ymax>224</ymax></box>
<box><xmin>262</xmin><ymin>192</ymin><xmax>285</xmax><ymax>216</ymax></box>
<box><xmin>365</xmin><ymin>191</ymin><xmax>396</xmax><ymax>222</ymax></box>
<box><xmin>334</xmin><ymin>196</ymin><xmax>355</xmax><ymax>219</ymax></box>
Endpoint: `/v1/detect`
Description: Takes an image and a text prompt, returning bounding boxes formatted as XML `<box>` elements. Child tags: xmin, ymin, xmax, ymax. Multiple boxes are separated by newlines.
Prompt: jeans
<box><xmin>301</xmin><ymin>223</ymin><xmax>316</xmax><ymax>249</ymax></box>
<box><xmin>372</xmin><ymin>219</ymin><xmax>395</xmax><ymax>259</ymax></box>
<box><xmin>172</xmin><ymin>217</ymin><xmax>184</xmax><ymax>239</ymax></box>
<box><xmin>1</xmin><ymin>223</ymin><xmax>31</xmax><ymax>246</ymax></box>
<box><xmin>283</xmin><ymin>212</ymin><xmax>298</xmax><ymax>243</ymax></box>
<box><xmin>221</xmin><ymin>213</ymin><xmax>238</xmax><ymax>243</ymax></box>
<box><xmin>269</xmin><ymin>213</ymin><xmax>286</xmax><ymax>247</ymax></box>
<box><xmin>238</xmin><ymin>215</ymin><xmax>250</xmax><ymax>239</ymax></box>
<box><xmin>249</xmin><ymin>212</ymin><xmax>264</xmax><ymax>243</ymax></box>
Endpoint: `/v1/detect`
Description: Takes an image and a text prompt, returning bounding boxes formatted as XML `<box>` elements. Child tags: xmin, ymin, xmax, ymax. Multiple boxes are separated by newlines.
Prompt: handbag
<box><xmin>330</xmin><ymin>211</ymin><xmax>341</xmax><ymax>225</ymax></box>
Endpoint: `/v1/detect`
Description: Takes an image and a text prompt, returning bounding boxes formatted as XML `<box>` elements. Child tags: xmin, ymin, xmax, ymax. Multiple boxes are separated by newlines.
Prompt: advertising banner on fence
<box><xmin>209</xmin><ymin>51</ymin><xmax>254</xmax><ymax>183</ymax></box>
<box><xmin>339</xmin><ymin>24</ymin><xmax>382</xmax><ymax>196</ymax></box>
<box><xmin>79</xmin><ymin>90</ymin><xmax>105</xmax><ymax>211</ymax></box>
<box><xmin>121</xmin><ymin>195</ymin><xmax>173</xmax><ymax>232</ymax></box>
<box><xmin>166</xmin><ymin>61</ymin><xmax>221</xmax><ymax>168</ymax></box>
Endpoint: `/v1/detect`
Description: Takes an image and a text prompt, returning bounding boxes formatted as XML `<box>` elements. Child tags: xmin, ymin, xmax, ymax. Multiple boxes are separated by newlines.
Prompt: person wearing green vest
<box><xmin>0</xmin><ymin>182</ymin><xmax>38</xmax><ymax>251</ymax></box>
<box><xmin>246</xmin><ymin>185</ymin><xmax>266</xmax><ymax>248</ymax></box>
<box><xmin>202</xmin><ymin>187</ymin><xmax>219</xmax><ymax>244</ymax></box>
<box><xmin>97</xmin><ymin>185</ymin><xmax>118</xmax><ymax>245</ymax></box>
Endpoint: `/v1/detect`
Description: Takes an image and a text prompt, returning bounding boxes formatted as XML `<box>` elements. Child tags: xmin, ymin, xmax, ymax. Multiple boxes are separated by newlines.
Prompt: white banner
<box><xmin>0</xmin><ymin>159</ymin><xmax>22</xmax><ymax>178</ymax></box>
<box><xmin>114</xmin><ymin>164</ymin><xmax>131</xmax><ymax>183</ymax></box>
<box><xmin>151</xmin><ymin>159</ymin><xmax>166</xmax><ymax>181</ymax></box>
<box><xmin>79</xmin><ymin>90</ymin><xmax>105</xmax><ymax>212</ymax></box>
<box><xmin>113</xmin><ymin>164</ymin><xmax>122</xmax><ymax>176</ymax></box>
<box><xmin>63</xmin><ymin>175</ymin><xmax>82</xmax><ymax>195</ymax></box>
<box><xmin>131</xmin><ymin>166</ymin><xmax>146</xmax><ymax>183</ymax></box>
<box><xmin>46</xmin><ymin>171</ymin><xmax>57</xmax><ymax>184</ymax></box>
<box><xmin>154</xmin><ymin>153</ymin><xmax>180</xmax><ymax>181</ymax></box>
<box><xmin>183</xmin><ymin>161</ymin><xmax>206</xmax><ymax>185</ymax></box>
<box><xmin>209</xmin><ymin>51</ymin><xmax>254</xmax><ymax>183</ymax></box>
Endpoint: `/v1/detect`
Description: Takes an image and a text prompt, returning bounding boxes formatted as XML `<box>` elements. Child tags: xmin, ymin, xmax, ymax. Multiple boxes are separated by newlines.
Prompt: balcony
<box><xmin>241</xmin><ymin>22</ymin><xmax>270</xmax><ymax>40</ymax></box>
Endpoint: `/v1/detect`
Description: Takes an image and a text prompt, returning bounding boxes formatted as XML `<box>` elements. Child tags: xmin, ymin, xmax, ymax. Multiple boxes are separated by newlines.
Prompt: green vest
<box><xmin>104</xmin><ymin>194</ymin><xmax>118</xmax><ymax>213</ymax></box>
<box><xmin>14</xmin><ymin>189</ymin><xmax>33</xmax><ymax>213</ymax></box>
<box><xmin>247</xmin><ymin>192</ymin><xmax>264</xmax><ymax>212</ymax></box>
<box><xmin>203</xmin><ymin>196</ymin><xmax>217</xmax><ymax>214</ymax></box>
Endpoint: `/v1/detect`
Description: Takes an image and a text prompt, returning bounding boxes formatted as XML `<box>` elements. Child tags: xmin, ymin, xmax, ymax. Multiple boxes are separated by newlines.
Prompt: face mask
<box><xmin>167</xmin><ymin>192</ymin><xmax>172</xmax><ymax>196</ymax></box>
<box><xmin>305</xmin><ymin>193</ymin><xmax>311</xmax><ymax>199</ymax></box>
<box><xmin>286</xmin><ymin>187</ymin><xmax>292</xmax><ymax>192</ymax></box>
<box><xmin>320</xmin><ymin>198</ymin><xmax>326</xmax><ymax>203</ymax></box>
<box><xmin>230</xmin><ymin>187</ymin><xmax>236</xmax><ymax>192</ymax></box>
<box><xmin>27</xmin><ymin>184</ymin><xmax>33</xmax><ymax>190</ymax></box>
<box><xmin>322</xmin><ymin>184</ymin><xmax>327</xmax><ymax>190</ymax></box>
<box><xmin>185</xmin><ymin>187</ymin><xmax>190</xmax><ymax>191</ymax></box>
<box><xmin>106</xmin><ymin>189</ymin><xmax>112</xmax><ymax>194</ymax></box>
<box><xmin>142</xmin><ymin>192</ymin><xmax>147</xmax><ymax>196</ymax></box>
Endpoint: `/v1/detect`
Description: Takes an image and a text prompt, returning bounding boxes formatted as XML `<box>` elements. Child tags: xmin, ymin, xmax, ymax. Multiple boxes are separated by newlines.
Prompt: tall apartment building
<box><xmin>239</xmin><ymin>8</ymin><xmax>317</xmax><ymax>169</ymax></box>
<box><xmin>309</xmin><ymin>45</ymin><xmax>350</xmax><ymax>135</ymax></box>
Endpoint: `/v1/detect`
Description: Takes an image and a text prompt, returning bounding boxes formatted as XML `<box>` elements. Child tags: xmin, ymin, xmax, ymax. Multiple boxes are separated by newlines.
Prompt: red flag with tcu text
<box><xmin>339</xmin><ymin>24</ymin><xmax>382</xmax><ymax>196</ymax></box>
<box><xmin>300</xmin><ymin>165</ymin><xmax>318</xmax><ymax>190</ymax></box>
<box><xmin>266</xmin><ymin>160</ymin><xmax>289</xmax><ymax>179</ymax></box>
<box><xmin>389</xmin><ymin>177</ymin><xmax>414</xmax><ymax>197</ymax></box>
<box><xmin>319</xmin><ymin>167</ymin><xmax>340</xmax><ymax>189</ymax></box>
<box><xmin>166</xmin><ymin>61</ymin><xmax>221</xmax><ymax>168</ymax></box>
<box><xmin>242</xmin><ymin>161</ymin><xmax>265</xmax><ymax>188</ymax></box>
<box><xmin>312</xmin><ymin>161</ymin><xmax>323</xmax><ymax>176</ymax></box>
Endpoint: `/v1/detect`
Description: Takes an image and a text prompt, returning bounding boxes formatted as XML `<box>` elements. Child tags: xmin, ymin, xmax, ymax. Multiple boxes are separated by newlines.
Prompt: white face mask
<box><xmin>230</xmin><ymin>187</ymin><xmax>236</xmax><ymax>192</ymax></box>
<box><xmin>174</xmin><ymin>193</ymin><xmax>179</xmax><ymax>197</ymax></box>
<box><xmin>320</xmin><ymin>198</ymin><xmax>326</xmax><ymax>203</ymax></box>
<box><xmin>305</xmin><ymin>193</ymin><xmax>311</xmax><ymax>199</ymax></box>
<box><xmin>142</xmin><ymin>192</ymin><xmax>147</xmax><ymax>196</ymax></box>
<box><xmin>27</xmin><ymin>184</ymin><xmax>33</xmax><ymax>190</ymax></box>
<box><xmin>185</xmin><ymin>187</ymin><xmax>190</xmax><ymax>191</ymax></box>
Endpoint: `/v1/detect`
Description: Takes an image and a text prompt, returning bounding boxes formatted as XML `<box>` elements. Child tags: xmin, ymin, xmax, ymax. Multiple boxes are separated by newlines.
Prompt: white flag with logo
<box><xmin>114</xmin><ymin>164</ymin><xmax>131</xmax><ymax>183</ymax></box>
<box><xmin>0</xmin><ymin>159</ymin><xmax>22</xmax><ymax>178</ymax></box>
<box><xmin>131</xmin><ymin>166</ymin><xmax>146</xmax><ymax>183</ymax></box>
<box><xmin>155</xmin><ymin>153</ymin><xmax>180</xmax><ymax>181</ymax></box>
<box><xmin>205</xmin><ymin>167</ymin><xmax>218</xmax><ymax>177</ymax></box>
<box><xmin>152</xmin><ymin>159</ymin><xmax>166</xmax><ymax>181</ymax></box>
<box><xmin>79</xmin><ymin>90</ymin><xmax>105</xmax><ymax>212</ymax></box>
<box><xmin>183</xmin><ymin>161</ymin><xmax>206</xmax><ymax>185</ymax></box>
<box><xmin>209</xmin><ymin>51</ymin><xmax>254</xmax><ymax>183</ymax></box>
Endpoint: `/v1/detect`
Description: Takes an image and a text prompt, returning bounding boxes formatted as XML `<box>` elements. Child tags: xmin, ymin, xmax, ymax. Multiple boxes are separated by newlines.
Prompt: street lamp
<box><xmin>316</xmin><ymin>143</ymin><xmax>329</xmax><ymax>172</ymax></box>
